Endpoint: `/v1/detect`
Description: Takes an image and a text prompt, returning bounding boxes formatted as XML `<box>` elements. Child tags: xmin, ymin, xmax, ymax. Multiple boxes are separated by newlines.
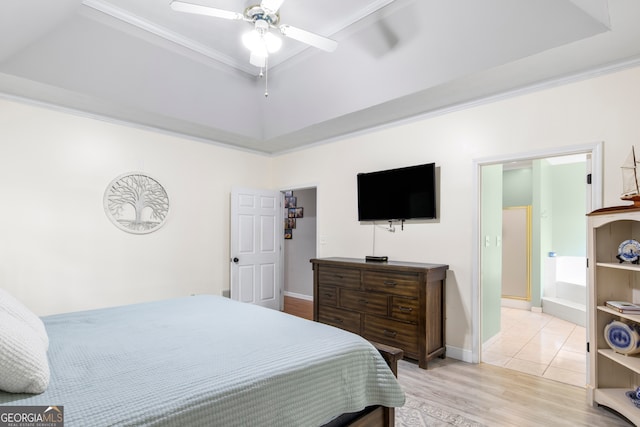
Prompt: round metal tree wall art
<box><xmin>104</xmin><ymin>173</ymin><xmax>169</xmax><ymax>234</ymax></box>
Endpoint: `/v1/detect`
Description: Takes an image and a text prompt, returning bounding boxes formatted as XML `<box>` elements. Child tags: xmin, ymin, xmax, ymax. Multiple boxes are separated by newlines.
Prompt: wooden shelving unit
<box><xmin>588</xmin><ymin>208</ymin><xmax>640</xmax><ymax>425</ymax></box>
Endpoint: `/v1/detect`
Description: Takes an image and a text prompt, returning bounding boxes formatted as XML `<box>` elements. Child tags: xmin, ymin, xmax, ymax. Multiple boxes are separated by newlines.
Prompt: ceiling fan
<box><xmin>169</xmin><ymin>0</ymin><xmax>338</xmax><ymax>69</ymax></box>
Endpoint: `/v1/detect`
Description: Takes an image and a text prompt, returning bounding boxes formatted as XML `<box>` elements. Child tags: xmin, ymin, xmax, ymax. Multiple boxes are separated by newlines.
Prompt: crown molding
<box><xmin>82</xmin><ymin>0</ymin><xmax>257</xmax><ymax>74</ymax></box>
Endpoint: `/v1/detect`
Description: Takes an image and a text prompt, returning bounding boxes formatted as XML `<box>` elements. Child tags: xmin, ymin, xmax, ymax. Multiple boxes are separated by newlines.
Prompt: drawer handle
<box><xmin>335</xmin><ymin>274</ymin><xmax>344</xmax><ymax>279</ymax></box>
<box><xmin>383</xmin><ymin>329</ymin><xmax>397</xmax><ymax>338</ymax></box>
<box><xmin>398</xmin><ymin>306</ymin><xmax>413</xmax><ymax>313</ymax></box>
<box><xmin>324</xmin><ymin>293</ymin><xmax>333</xmax><ymax>297</ymax></box>
<box><xmin>358</xmin><ymin>299</ymin><xmax>369</xmax><ymax>305</ymax></box>
<box><xmin>331</xmin><ymin>317</ymin><xmax>344</xmax><ymax>324</ymax></box>
<box><xmin>383</xmin><ymin>280</ymin><xmax>397</xmax><ymax>287</ymax></box>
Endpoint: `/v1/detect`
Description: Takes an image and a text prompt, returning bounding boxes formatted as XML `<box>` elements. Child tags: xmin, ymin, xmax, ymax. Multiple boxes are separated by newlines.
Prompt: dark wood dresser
<box><xmin>311</xmin><ymin>257</ymin><xmax>448</xmax><ymax>369</ymax></box>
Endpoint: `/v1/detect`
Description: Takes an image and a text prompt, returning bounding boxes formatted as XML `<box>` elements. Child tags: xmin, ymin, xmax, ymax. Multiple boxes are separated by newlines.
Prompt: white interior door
<box><xmin>230</xmin><ymin>187</ymin><xmax>281</xmax><ymax>310</ymax></box>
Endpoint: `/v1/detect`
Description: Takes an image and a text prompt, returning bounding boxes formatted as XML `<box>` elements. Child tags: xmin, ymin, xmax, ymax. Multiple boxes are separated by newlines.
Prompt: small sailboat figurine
<box><xmin>621</xmin><ymin>146</ymin><xmax>640</xmax><ymax>207</ymax></box>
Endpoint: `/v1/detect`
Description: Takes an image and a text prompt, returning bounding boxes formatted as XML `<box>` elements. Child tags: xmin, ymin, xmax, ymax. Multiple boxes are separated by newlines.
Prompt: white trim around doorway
<box><xmin>470</xmin><ymin>141</ymin><xmax>603</xmax><ymax>364</ymax></box>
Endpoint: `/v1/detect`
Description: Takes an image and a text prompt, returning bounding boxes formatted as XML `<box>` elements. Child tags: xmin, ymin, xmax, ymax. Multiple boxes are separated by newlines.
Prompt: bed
<box><xmin>0</xmin><ymin>294</ymin><xmax>405</xmax><ymax>426</ymax></box>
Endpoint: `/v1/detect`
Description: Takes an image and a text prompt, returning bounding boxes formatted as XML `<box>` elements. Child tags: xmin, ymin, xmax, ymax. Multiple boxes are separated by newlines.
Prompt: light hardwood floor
<box><xmin>398</xmin><ymin>357</ymin><xmax>631</xmax><ymax>426</ymax></box>
<box><xmin>283</xmin><ymin>296</ymin><xmax>631</xmax><ymax>425</ymax></box>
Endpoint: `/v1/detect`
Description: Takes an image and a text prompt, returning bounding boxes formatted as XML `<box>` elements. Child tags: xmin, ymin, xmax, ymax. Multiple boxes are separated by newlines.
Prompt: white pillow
<box><xmin>0</xmin><ymin>288</ymin><xmax>48</xmax><ymax>349</ymax></box>
<box><xmin>0</xmin><ymin>311</ymin><xmax>50</xmax><ymax>394</ymax></box>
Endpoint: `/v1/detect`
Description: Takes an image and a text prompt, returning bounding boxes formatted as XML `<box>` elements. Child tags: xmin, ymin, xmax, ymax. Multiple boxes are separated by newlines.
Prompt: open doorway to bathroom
<box><xmin>478</xmin><ymin>148</ymin><xmax>599</xmax><ymax>387</ymax></box>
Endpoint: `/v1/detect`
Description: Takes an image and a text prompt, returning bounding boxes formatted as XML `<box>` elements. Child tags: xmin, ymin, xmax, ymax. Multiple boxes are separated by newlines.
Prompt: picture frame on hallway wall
<box><xmin>285</xmin><ymin>196</ymin><xmax>297</xmax><ymax>208</ymax></box>
<box><xmin>288</xmin><ymin>207</ymin><xmax>303</xmax><ymax>218</ymax></box>
<box><xmin>283</xmin><ymin>191</ymin><xmax>303</xmax><ymax>240</ymax></box>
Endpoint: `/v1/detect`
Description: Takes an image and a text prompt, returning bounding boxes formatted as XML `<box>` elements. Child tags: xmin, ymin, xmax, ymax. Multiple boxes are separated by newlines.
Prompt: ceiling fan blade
<box><xmin>250</xmin><ymin>52</ymin><xmax>267</xmax><ymax>68</ymax></box>
<box><xmin>170</xmin><ymin>1</ymin><xmax>244</xmax><ymax>21</ymax></box>
<box><xmin>260</xmin><ymin>0</ymin><xmax>285</xmax><ymax>13</ymax></box>
<box><xmin>279</xmin><ymin>25</ymin><xmax>337</xmax><ymax>52</ymax></box>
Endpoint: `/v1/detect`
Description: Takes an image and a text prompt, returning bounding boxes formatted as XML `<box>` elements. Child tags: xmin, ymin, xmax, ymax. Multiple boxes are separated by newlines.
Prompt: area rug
<box><xmin>396</xmin><ymin>394</ymin><xmax>487</xmax><ymax>427</ymax></box>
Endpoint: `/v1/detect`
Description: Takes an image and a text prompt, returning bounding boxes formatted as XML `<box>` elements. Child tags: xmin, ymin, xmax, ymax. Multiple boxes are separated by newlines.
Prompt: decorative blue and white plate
<box><xmin>618</xmin><ymin>239</ymin><xmax>640</xmax><ymax>263</ymax></box>
<box><xmin>626</xmin><ymin>387</ymin><xmax>640</xmax><ymax>408</ymax></box>
<box><xmin>604</xmin><ymin>320</ymin><xmax>640</xmax><ymax>355</ymax></box>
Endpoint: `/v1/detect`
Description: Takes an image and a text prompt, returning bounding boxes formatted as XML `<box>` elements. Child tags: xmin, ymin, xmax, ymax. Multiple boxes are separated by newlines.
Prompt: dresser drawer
<box><xmin>318</xmin><ymin>266</ymin><xmax>361</xmax><ymax>289</ymax></box>
<box><xmin>318</xmin><ymin>285</ymin><xmax>337</xmax><ymax>307</ymax></box>
<box><xmin>339</xmin><ymin>289</ymin><xmax>388</xmax><ymax>316</ymax></box>
<box><xmin>313</xmin><ymin>258</ymin><xmax>448</xmax><ymax>369</ymax></box>
<box><xmin>362</xmin><ymin>271</ymin><xmax>419</xmax><ymax>297</ymax></box>
<box><xmin>391</xmin><ymin>296</ymin><xmax>419</xmax><ymax>323</ymax></box>
<box><xmin>318</xmin><ymin>305</ymin><xmax>361</xmax><ymax>334</ymax></box>
<box><xmin>363</xmin><ymin>315</ymin><xmax>418</xmax><ymax>355</ymax></box>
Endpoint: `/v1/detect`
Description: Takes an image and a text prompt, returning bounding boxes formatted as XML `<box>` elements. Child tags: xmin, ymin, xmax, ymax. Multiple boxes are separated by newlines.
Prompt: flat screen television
<box><xmin>357</xmin><ymin>163</ymin><xmax>436</xmax><ymax>221</ymax></box>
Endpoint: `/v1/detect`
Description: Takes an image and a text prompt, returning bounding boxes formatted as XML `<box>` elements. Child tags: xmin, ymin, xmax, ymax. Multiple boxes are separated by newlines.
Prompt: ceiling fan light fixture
<box><xmin>171</xmin><ymin>0</ymin><xmax>337</xmax><ymax>87</ymax></box>
<box><xmin>250</xmin><ymin>52</ymin><xmax>267</xmax><ymax>68</ymax></box>
<box><xmin>242</xmin><ymin>26</ymin><xmax>282</xmax><ymax>55</ymax></box>
<box><xmin>263</xmin><ymin>32</ymin><xmax>282</xmax><ymax>53</ymax></box>
<box><xmin>242</xmin><ymin>30</ymin><xmax>264</xmax><ymax>54</ymax></box>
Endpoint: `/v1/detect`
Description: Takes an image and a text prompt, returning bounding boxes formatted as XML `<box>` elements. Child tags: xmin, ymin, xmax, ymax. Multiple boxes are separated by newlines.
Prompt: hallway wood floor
<box><xmin>398</xmin><ymin>357</ymin><xmax>631</xmax><ymax>426</ymax></box>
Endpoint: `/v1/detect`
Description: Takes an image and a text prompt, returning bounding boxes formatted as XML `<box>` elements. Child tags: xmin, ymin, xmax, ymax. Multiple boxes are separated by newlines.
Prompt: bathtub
<box><xmin>542</xmin><ymin>256</ymin><xmax>586</xmax><ymax>326</ymax></box>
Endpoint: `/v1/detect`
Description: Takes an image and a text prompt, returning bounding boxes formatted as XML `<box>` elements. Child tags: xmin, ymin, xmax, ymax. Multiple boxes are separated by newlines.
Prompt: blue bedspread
<box><xmin>0</xmin><ymin>295</ymin><xmax>405</xmax><ymax>426</ymax></box>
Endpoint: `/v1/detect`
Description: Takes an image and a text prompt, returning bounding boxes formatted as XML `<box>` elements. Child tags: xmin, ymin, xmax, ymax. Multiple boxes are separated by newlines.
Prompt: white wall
<box><xmin>0</xmin><ymin>98</ymin><xmax>271</xmax><ymax>315</ymax></box>
<box><xmin>3</xmin><ymin>65</ymin><xmax>640</xmax><ymax>359</ymax></box>
<box><xmin>271</xmin><ymin>66</ymin><xmax>640</xmax><ymax>358</ymax></box>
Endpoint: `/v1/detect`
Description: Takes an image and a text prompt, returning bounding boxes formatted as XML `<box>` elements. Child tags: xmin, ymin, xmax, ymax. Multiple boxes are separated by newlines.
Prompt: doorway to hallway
<box><xmin>281</xmin><ymin>187</ymin><xmax>317</xmax><ymax>320</ymax></box>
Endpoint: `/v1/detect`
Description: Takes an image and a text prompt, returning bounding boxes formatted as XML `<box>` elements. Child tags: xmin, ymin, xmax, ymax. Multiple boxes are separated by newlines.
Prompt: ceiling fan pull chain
<box><xmin>264</xmin><ymin>56</ymin><xmax>269</xmax><ymax>98</ymax></box>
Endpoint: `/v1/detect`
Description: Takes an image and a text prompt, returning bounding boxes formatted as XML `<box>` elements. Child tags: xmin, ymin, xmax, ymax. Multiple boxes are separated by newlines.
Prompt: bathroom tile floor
<box><xmin>482</xmin><ymin>307</ymin><xmax>586</xmax><ymax>388</ymax></box>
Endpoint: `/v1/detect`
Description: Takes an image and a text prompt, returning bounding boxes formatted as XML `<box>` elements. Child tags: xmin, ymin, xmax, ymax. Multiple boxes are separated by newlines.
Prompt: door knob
<box><xmin>232</xmin><ymin>257</ymin><xmax>239</xmax><ymax>263</ymax></box>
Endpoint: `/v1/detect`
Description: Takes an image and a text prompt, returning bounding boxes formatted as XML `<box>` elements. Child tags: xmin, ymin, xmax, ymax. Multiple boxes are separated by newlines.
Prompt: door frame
<box><xmin>471</xmin><ymin>141</ymin><xmax>603</xmax><ymax>363</ymax></box>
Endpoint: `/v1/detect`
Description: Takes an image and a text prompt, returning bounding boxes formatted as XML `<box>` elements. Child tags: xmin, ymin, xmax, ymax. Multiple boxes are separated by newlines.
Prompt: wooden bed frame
<box><xmin>323</xmin><ymin>342</ymin><xmax>404</xmax><ymax>427</ymax></box>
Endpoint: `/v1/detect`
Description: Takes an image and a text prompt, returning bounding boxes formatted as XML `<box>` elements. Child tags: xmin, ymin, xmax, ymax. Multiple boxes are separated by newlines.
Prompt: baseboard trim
<box><xmin>445</xmin><ymin>345</ymin><xmax>473</xmax><ymax>363</ymax></box>
<box><xmin>284</xmin><ymin>291</ymin><xmax>313</xmax><ymax>301</ymax></box>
